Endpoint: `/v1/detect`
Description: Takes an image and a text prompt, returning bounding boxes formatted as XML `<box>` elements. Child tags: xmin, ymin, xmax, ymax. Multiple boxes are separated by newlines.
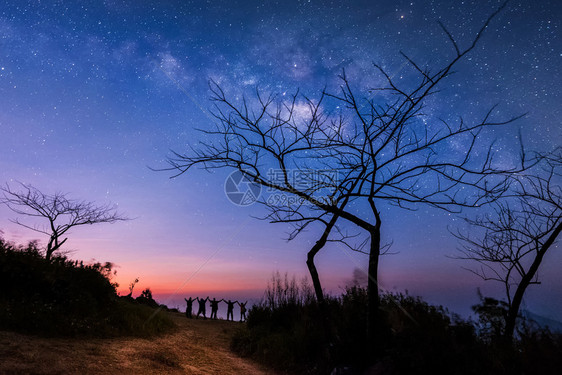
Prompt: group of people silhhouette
<box><xmin>184</xmin><ymin>297</ymin><xmax>247</xmax><ymax>322</ymax></box>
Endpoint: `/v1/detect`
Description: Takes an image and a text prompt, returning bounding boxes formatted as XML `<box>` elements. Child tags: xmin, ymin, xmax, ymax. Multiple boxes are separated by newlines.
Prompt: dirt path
<box><xmin>0</xmin><ymin>313</ymin><xmax>272</xmax><ymax>374</ymax></box>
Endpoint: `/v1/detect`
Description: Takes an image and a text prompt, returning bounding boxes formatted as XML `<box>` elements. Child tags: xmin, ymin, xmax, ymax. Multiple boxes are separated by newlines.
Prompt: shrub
<box><xmin>136</xmin><ymin>288</ymin><xmax>159</xmax><ymax>308</ymax></box>
<box><xmin>231</xmin><ymin>273</ymin><xmax>333</xmax><ymax>373</ymax></box>
<box><xmin>515</xmin><ymin>326</ymin><xmax>562</xmax><ymax>375</ymax></box>
<box><xmin>233</xmin><ymin>275</ymin><xmax>562</xmax><ymax>375</ymax></box>
<box><xmin>231</xmin><ymin>273</ymin><xmax>520</xmax><ymax>374</ymax></box>
<box><xmin>0</xmin><ymin>236</ymin><xmax>174</xmax><ymax>337</ymax></box>
<box><xmin>380</xmin><ymin>292</ymin><xmax>489</xmax><ymax>374</ymax></box>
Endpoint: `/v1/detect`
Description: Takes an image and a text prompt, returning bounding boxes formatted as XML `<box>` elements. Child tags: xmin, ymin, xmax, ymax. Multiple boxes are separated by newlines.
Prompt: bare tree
<box><xmin>0</xmin><ymin>183</ymin><xmax>128</xmax><ymax>261</ymax></box>
<box><xmin>455</xmin><ymin>152</ymin><xmax>561</xmax><ymax>341</ymax></box>
<box><xmin>165</xmin><ymin>1</ymin><xmax>520</xmax><ymax>343</ymax></box>
<box><xmin>261</xmin><ymin>176</ymin><xmax>365</xmax><ymax>303</ymax></box>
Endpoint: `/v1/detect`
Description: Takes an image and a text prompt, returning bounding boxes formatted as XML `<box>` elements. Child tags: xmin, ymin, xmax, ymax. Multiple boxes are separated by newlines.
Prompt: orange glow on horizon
<box><xmin>113</xmin><ymin>271</ymin><xmax>271</xmax><ymax>297</ymax></box>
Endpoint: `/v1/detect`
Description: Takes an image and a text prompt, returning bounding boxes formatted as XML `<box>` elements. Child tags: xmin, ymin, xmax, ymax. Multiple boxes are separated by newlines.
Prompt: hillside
<box><xmin>0</xmin><ymin>312</ymin><xmax>272</xmax><ymax>375</ymax></box>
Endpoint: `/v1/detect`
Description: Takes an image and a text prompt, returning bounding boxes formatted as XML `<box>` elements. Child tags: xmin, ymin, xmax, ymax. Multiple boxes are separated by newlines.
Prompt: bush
<box><xmin>380</xmin><ymin>292</ymin><xmax>489</xmax><ymax>374</ymax></box>
<box><xmin>136</xmin><ymin>288</ymin><xmax>160</xmax><ymax>308</ymax></box>
<box><xmin>0</xmin><ymin>236</ymin><xmax>175</xmax><ymax>337</ymax></box>
<box><xmin>515</xmin><ymin>326</ymin><xmax>562</xmax><ymax>375</ymax></box>
<box><xmin>231</xmin><ymin>273</ymin><xmax>333</xmax><ymax>374</ymax></box>
<box><xmin>231</xmin><ymin>273</ymin><xmax>562</xmax><ymax>375</ymax></box>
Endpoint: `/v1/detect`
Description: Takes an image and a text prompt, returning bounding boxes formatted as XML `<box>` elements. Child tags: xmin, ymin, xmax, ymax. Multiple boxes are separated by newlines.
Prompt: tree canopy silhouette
<box><xmin>1</xmin><ymin>183</ymin><xmax>128</xmax><ymax>261</ymax></box>
<box><xmin>455</xmin><ymin>151</ymin><xmax>561</xmax><ymax>341</ymax></box>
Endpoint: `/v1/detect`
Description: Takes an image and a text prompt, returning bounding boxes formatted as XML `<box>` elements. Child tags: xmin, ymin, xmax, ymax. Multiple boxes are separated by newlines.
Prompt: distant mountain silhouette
<box><xmin>521</xmin><ymin>310</ymin><xmax>562</xmax><ymax>333</ymax></box>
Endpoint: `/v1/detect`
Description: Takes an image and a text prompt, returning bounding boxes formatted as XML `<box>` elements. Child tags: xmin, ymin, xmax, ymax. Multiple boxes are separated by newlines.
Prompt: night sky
<box><xmin>1</xmin><ymin>0</ymin><xmax>560</xmax><ymax>318</ymax></box>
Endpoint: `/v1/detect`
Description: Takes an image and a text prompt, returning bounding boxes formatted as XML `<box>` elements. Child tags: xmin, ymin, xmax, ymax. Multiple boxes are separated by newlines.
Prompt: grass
<box><xmin>0</xmin><ymin>313</ymin><xmax>271</xmax><ymax>375</ymax></box>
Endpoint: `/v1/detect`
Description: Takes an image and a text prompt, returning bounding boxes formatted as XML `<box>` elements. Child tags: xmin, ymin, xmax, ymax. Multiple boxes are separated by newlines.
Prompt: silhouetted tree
<box><xmin>471</xmin><ymin>289</ymin><xmax>510</xmax><ymax>342</ymax></box>
<box><xmin>0</xmin><ymin>183</ymin><xmax>128</xmax><ymax>261</ymax></box>
<box><xmin>126</xmin><ymin>277</ymin><xmax>140</xmax><ymax>298</ymax></box>
<box><xmin>455</xmin><ymin>152</ymin><xmax>561</xmax><ymax>341</ymax></box>
<box><xmin>136</xmin><ymin>287</ymin><xmax>159</xmax><ymax>308</ymax></box>
<box><xmin>165</xmin><ymin>1</ymin><xmax>521</xmax><ymax>344</ymax></box>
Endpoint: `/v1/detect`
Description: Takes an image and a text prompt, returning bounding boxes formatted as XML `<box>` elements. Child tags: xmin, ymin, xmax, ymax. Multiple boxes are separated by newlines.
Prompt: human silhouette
<box><xmin>226</xmin><ymin>300</ymin><xmax>237</xmax><ymax>321</ymax></box>
<box><xmin>196</xmin><ymin>297</ymin><xmax>209</xmax><ymax>319</ymax></box>
<box><xmin>238</xmin><ymin>301</ymin><xmax>248</xmax><ymax>322</ymax></box>
<box><xmin>209</xmin><ymin>298</ymin><xmax>223</xmax><ymax>320</ymax></box>
<box><xmin>184</xmin><ymin>297</ymin><xmax>194</xmax><ymax>318</ymax></box>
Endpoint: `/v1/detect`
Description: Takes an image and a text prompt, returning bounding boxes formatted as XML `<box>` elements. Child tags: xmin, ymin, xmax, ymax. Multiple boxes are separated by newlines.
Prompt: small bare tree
<box><xmin>1</xmin><ymin>183</ymin><xmax>128</xmax><ymax>261</ymax></box>
<box><xmin>455</xmin><ymin>152</ymin><xmax>562</xmax><ymax>341</ymax></box>
<box><xmin>127</xmin><ymin>277</ymin><xmax>140</xmax><ymax>298</ymax></box>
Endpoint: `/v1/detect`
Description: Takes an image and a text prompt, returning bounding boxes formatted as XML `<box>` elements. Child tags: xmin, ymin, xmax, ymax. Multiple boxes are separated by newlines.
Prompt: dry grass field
<box><xmin>0</xmin><ymin>312</ymin><xmax>272</xmax><ymax>375</ymax></box>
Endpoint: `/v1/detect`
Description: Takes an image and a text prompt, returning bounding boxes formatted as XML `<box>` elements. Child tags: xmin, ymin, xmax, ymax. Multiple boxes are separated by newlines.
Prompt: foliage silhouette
<box><xmin>0</xmin><ymin>236</ymin><xmax>174</xmax><ymax>337</ymax></box>
<box><xmin>232</xmin><ymin>273</ymin><xmax>562</xmax><ymax>375</ymax></box>
<box><xmin>136</xmin><ymin>287</ymin><xmax>160</xmax><ymax>308</ymax></box>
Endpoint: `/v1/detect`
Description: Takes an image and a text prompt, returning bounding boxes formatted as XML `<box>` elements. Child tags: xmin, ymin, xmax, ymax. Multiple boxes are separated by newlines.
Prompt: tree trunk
<box><xmin>46</xmin><ymin>239</ymin><xmax>54</xmax><ymax>262</ymax></box>
<box><xmin>504</xmin><ymin>285</ymin><xmax>525</xmax><ymax>342</ymax></box>
<box><xmin>306</xmin><ymin>215</ymin><xmax>340</xmax><ymax>303</ymax></box>
<box><xmin>306</xmin><ymin>252</ymin><xmax>324</xmax><ymax>303</ymax></box>
<box><xmin>504</xmin><ymin>221</ymin><xmax>562</xmax><ymax>340</ymax></box>
<box><xmin>45</xmin><ymin>235</ymin><xmax>66</xmax><ymax>262</ymax></box>
<box><xmin>367</xmin><ymin>218</ymin><xmax>383</xmax><ymax>349</ymax></box>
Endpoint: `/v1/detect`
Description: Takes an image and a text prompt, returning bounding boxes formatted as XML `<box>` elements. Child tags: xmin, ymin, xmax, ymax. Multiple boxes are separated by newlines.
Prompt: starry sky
<box><xmin>1</xmin><ymin>0</ymin><xmax>560</xmax><ymax>318</ymax></box>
